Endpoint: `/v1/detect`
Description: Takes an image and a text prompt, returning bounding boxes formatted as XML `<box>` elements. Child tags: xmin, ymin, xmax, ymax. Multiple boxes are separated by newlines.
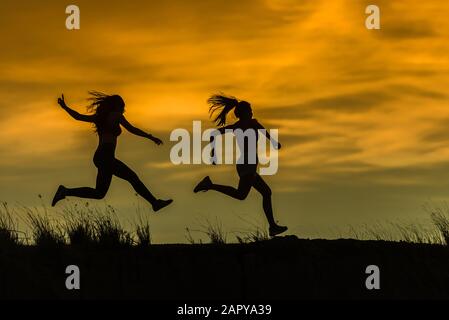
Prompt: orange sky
<box><xmin>1</xmin><ymin>0</ymin><xmax>449</xmax><ymax>242</ymax></box>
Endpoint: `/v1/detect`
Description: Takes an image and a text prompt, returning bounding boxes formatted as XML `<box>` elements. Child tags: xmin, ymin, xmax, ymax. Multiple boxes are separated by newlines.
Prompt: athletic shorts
<box><xmin>236</xmin><ymin>163</ymin><xmax>258</xmax><ymax>177</ymax></box>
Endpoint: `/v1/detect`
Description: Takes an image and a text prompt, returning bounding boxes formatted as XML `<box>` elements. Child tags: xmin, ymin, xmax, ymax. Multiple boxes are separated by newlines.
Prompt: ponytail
<box><xmin>207</xmin><ymin>93</ymin><xmax>239</xmax><ymax>127</ymax></box>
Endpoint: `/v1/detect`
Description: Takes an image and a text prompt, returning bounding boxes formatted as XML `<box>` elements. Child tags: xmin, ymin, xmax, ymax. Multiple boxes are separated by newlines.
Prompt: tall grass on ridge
<box><xmin>24</xmin><ymin>206</ymin><xmax>65</xmax><ymax>247</ymax></box>
<box><xmin>0</xmin><ymin>202</ymin><xmax>22</xmax><ymax>246</ymax></box>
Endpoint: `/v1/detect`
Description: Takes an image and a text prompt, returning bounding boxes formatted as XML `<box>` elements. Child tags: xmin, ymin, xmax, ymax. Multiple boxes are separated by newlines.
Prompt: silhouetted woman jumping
<box><xmin>51</xmin><ymin>92</ymin><xmax>173</xmax><ymax>211</ymax></box>
<box><xmin>194</xmin><ymin>94</ymin><xmax>287</xmax><ymax>237</ymax></box>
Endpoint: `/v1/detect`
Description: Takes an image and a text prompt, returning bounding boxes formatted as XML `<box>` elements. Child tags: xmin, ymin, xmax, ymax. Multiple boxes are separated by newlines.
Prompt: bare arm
<box><xmin>254</xmin><ymin>119</ymin><xmax>281</xmax><ymax>149</ymax></box>
<box><xmin>120</xmin><ymin>116</ymin><xmax>163</xmax><ymax>145</ymax></box>
<box><xmin>57</xmin><ymin>94</ymin><xmax>94</xmax><ymax>122</ymax></box>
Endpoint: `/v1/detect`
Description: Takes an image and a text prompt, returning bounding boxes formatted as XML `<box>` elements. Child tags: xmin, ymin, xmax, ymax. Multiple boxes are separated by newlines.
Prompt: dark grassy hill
<box><xmin>1</xmin><ymin>235</ymin><xmax>448</xmax><ymax>299</ymax></box>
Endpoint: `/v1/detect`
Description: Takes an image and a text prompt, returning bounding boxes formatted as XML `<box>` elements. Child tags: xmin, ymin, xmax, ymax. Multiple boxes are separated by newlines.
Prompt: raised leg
<box><xmin>63</xmin><ymin>167</ymin><xmax>112</xmax><ymax>200</ymax></box>
<box><xmin>208</xmin><ymin>174</ymin><xmax>255</xmax><ymax>200</ymax></box>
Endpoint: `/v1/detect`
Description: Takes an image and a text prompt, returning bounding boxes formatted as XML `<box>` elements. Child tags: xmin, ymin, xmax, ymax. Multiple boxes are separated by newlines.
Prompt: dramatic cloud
<box><xmin>1</xmin><ymin>0</ymin><xmax>449</xmax><ymax>242</ymax></box>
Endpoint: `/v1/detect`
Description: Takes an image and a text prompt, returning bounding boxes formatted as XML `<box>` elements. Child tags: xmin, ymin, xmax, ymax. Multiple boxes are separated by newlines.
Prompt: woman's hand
<box><xmin>151</xmin><ymin>136</ymin><xmax>163</xmax><ymax>145</ymax></box>
<box><xmin>57</xmin><ymin>94</ymin><xmax>67</xmax><ymax>108</ymax></box>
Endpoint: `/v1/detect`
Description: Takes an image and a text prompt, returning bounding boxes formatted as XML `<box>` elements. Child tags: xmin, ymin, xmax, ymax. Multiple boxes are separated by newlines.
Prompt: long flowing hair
<box><xmin>86</xmin><ymin>91</ymin><xmax>125</xmax><ymax>132</ymax></box>
<box><xmin>207</xmin><ymin>93</ymin><xmax>239</xmax><ymax>127</ymax></box>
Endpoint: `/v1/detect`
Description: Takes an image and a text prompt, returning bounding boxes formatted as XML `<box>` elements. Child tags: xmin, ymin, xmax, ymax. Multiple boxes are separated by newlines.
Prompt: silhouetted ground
<box><xmin>1</xmin><ymin>235</ymin><xmax>448</xmax><ymax>299</ymax></box>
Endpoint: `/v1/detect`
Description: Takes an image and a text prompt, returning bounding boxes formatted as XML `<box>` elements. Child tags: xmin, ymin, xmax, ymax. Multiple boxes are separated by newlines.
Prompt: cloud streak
<box><xmin>1</xmin><ymin>0</ymin><xmax>449</xmax><ymax>242</ymax></box>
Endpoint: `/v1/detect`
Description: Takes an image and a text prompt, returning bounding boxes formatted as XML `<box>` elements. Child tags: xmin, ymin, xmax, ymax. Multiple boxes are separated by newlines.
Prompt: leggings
<box><xmin>64</xmin><ymin>143</ymin><xmax>156</xmax><ymax>204</ymax></box>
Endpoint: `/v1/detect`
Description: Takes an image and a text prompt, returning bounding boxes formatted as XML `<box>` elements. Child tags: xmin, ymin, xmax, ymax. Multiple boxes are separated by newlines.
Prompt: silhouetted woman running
<box><xmin>52</xmin><ymin>92</ymin><xmax>173</xmax><ymax>212</ymax></box>
<box><xmin>194</xmin><ymin>94</ymin><xmax>287</xmax><ymax>237</ymax></box>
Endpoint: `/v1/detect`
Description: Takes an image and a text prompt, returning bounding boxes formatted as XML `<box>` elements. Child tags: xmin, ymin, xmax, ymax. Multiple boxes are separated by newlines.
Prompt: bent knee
<box><xmin>94</xmin><ymin>190</ymin><xmax>108</xmax><ymax>199</ymax></box>
<box><xmin>236</xmin><ymin>192</ymin><xmax>249</xmax><ymax>200</ymax></box>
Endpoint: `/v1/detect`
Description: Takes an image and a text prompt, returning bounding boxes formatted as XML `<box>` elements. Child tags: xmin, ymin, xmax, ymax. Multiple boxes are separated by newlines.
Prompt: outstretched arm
<box><xmin>120</xmin><ymin>116</ymin><xmax>163</xmax><ymax>145</ymax></box>
<box><xmin>57</xmin><ymin>94</ymin><xmax>94</xmax><ymax>122</ymax></box>
<box><xmin>254</xmin><ymin>119</ymin><xmax>281</xmax><ymax>149</ymax></box>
